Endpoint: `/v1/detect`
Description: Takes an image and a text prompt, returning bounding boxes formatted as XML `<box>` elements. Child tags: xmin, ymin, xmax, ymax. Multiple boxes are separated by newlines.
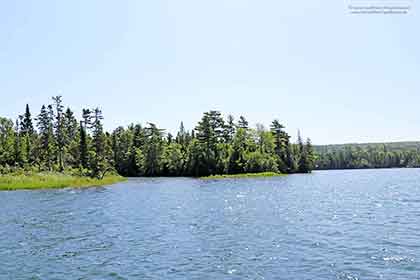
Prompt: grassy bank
<box><xmin>201</xmin><ymin>172</ymin><xmax>284</xmax><ymax>180</ymax></box>
<box><xmin>0</xmin><ymin>173</ymin><xmax>126</xmax><ymax>191</ymax></box>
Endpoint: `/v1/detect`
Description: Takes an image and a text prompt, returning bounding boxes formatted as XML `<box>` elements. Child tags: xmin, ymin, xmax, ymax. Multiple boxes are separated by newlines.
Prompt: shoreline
<box><xmin>201</xmin><ymin>172</ymin><xmax>285</xmax><ymax>180</ymax></box>
<box><xmin>0</xmin><ymin>173</ymin><xmax>127</xmax><ymax>191</ymax></box>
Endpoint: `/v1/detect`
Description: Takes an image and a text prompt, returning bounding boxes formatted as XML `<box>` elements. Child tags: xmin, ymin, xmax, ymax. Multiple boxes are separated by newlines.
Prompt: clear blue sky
<box><xmin>1</xmin><ymin>1</ymin><xmax>419</xmax><ymax>144</ymax></box>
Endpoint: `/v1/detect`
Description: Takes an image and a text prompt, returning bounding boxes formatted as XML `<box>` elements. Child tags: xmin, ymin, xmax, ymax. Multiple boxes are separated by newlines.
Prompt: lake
<box><xmin>1</xmin><ymin>169</ymin><xmax>420</xmax><ymax>279</ymax></box>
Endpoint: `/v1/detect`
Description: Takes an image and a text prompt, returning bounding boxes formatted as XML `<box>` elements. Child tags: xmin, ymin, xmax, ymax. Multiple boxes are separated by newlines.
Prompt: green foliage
<box><xmin>163</xmin><ymin>142</ymin><xmax>184</xmax><ymax>176</ymax></box>
<box><xmin>315</xmin><ymin>143</ymin><xmax>420</xmax><ymax>170</ymax></box>
<box><xmin>37</xmin><ymin>105</ymin><xmax>55</xmax><ymax>171</ymax></box>
<box><xmin>0</xmin><ymin>99</ymin><xmax>315</xmax><ymax>183</ymax></box>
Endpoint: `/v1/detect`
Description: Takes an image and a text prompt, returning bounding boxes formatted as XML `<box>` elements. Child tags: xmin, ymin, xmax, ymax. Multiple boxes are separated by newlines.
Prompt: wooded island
<box><xmin>0</xmin><ymin>97</ymin><xmax>315</xmax><ymax>189</ymax></box>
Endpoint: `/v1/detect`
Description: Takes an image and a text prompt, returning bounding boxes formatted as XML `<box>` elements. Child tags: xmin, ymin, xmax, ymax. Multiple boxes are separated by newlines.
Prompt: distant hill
<box><xmin>314</xmin><ymin>141</ymin><xmax>420</xmax><ymax>170</ymax></box>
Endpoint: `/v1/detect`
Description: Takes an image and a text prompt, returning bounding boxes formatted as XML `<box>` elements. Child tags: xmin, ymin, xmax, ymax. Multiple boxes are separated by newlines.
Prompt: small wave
<box><xmin>337</xmin><ymin>271</ymin><xmax>359</xmax><ymax>280</ymax></box>
<box><xmin>383</xmin><ymin>255</ymin><xmax>414</xmax><ymax>263</ymax></box>
<box><xmin>227</xmin><ymin>269</ymin><xmax>237</xmax><ymax>274</ymax></box>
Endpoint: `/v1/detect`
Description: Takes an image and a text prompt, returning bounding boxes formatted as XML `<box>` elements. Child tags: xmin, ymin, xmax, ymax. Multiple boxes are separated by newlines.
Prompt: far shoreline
<box><xmin>201</xmin><ymin>172</ymin><xmax>285</xmax><ymax>180</ymax></box>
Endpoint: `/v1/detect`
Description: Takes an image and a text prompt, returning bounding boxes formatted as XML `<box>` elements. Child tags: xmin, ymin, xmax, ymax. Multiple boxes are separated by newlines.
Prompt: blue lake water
<box><xmin>1</xmin><ymin>169</ymin><xmax>420</xmax><ymax>279</ymax></box>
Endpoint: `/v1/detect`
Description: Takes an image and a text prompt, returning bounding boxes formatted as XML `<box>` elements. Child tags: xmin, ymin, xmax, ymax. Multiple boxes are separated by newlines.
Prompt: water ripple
<box><xmin>1</xmin><ymin>169</ymin><xmax>420</xmax><ymax>279</ymax></box>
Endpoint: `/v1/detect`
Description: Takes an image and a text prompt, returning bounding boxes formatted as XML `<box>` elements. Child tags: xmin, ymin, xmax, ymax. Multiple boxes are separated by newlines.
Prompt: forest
<box><xmin>315</xmin><ymin>143</ymin><xmax>420</xmax><ymax>170</ymax></box>
<box><xmin>0</xmin><ymin>96</ymin><xmax>315</xmax><ymax>179</ymax></box>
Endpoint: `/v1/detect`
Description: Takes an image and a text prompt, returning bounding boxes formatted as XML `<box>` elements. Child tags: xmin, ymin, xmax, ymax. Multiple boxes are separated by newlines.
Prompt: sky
<box><xmin>0</xmin><ymin>0</ymin><xmax>419</xmax><ymax>145</ymax></box>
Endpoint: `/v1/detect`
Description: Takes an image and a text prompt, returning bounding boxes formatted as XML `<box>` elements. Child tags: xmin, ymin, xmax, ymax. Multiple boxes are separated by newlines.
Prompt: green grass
<box><xmin>201</xmin><ymin>172</ymin><xmax>284</xmax><ymax>180</ymax></box>
<box><xmin>0</xmin><ymin>173</ymin><xmax>127</xmax><ymax>191</ymax></box>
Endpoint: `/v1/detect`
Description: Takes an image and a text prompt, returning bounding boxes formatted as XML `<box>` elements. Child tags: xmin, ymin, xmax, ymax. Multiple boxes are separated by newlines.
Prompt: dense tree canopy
<box><xmin>0</xmin><ymin>97</ymin><xmax>315</xmax><ymax>177</ymax></box>
<box><xmin>315</xmin><ymin>144</ymin><xmax>420</xmax><ymax>170</ymax></box>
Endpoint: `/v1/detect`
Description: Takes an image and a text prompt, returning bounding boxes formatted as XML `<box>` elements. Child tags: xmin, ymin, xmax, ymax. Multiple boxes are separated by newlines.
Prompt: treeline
<box><xmin>315</xmin><ymin>145</ymin><xmax>420</xmax><ymax>170</ymax></box>
<box><xmin>0</xmin><ymin>97</ymin><xmax>315</xmax><ymax>177</ymax></box>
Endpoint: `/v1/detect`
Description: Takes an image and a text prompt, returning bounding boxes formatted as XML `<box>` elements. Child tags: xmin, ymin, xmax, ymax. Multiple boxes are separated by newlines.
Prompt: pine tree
<box><xmin>271</xmin><ymin>120</ymin><xmax>288</xmax><ymax>172</ymax></box>
<box><xmin>132</xmin><ymin>124</ymin><xmax>145</xmax><ymax>148</ymax></box>
<box><xmin>195</xmin><ymin>111</ymin><xmax>224</xmax><ymax>175</ymax></box>
<box><xmin>82</xmin><ymin>109</ymin><xmax>92</xmax><ymax>129</ymax></box>
<box><xmin>238</xmin><ymin>115</ymin><xmax>248</xmax><ymax>129</ymax></box>
<box><xmin>223</xmin><ymin>114</ymin><xmax>236</xmax><ymax>143</ymax></box>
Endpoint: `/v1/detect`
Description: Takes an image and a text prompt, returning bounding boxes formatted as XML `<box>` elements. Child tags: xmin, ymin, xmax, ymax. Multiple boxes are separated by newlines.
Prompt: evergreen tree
<box><xmin>143</xmin><ymin>123</ymin><xmax>165</xmax><ymax>176</ymax></box>
<box><xmin>37</xmin><ymin>105</ymin><xmax>55</xmax><ymax>171</ymax></box>
<box><xmin>63</xmin><ymin>108</ymin><xmax>80</xmax><ymax>166</ymax></box>
<box><xmin>223</xmin><ymin>114</ymin><xmax>236</xmax><ymax>143</ymax></box>
<box><xmin>270</xmin><ymin>120</ymin><xmax>288</xmax><ymax>172</ymax></box>
<box><xmin>238</xmin><ymin>116</ymin><xmax>249</xmax><ymax>129</ymax></box>
<box><xmin>21</xmin><ymin>104</ymin><xmax>34</xmax><ymax>134</ymax></box>
<box><xmin>228</xmin><ymin>128</ymin><xmax>248</xmax><ymax>174</ymax></box>
<box><xmin>195</xmin><ymin>111</ymin><xmax>224</xmax><ymax>175</ymax></box>
<box><xmin>305</xmin><ymin>138</ymin><xmax>315</xmax><ymax>171</ymax></box>
<box><xmin>21</xmin><ymin>104</ymin><xmax>35</xmax><ymax>164</ymax></box>
<box><xmin>297</xmin><ymin>131</ymin><xmax>310</xmax><ymax>173</ymax></box>
<box><xmin>90</xmin><ymin>108</ymin><xmax>106</xmax><ymax>178</ymax></box>
<box><xmin>167</xmin><ymin>133</ymin><xmax>173</xmax><ymax>144</ymax></box>
<box><xmin>63</xmin><ymin>108</ymin><xmax>78</xmax><ymax>141</ymax></box>
<box><xmin>52</xmin><ymin>96</ymin><xmax>65</xmax><ymax>171</ymax></box>
<box><xmin>82</xmin><ymin>109</ymin><xmax>92</xmax><ymax>129</ymax></box>
<box><xmin>176</xmin><ymin>121</ymin><xmax>186</xmax><ymax>146</ymax></box>
<box><xmin>111</xmin><ymin>126</ymin><xmax>133</xmax><ymax>176</ymax></box>
<box><xmin>186</xmin><ymin>138</ymin><xmax>206</xmax><ymax>176</ymax></box>
<box><xmin>79</xmin><ymin>121</ymin><xmax>89</xmax><ymax>170</ymax></box>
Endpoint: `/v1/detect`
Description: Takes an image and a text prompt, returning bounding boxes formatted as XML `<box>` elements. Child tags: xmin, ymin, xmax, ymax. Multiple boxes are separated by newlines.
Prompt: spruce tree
<box><xmin>79</xmin><ymin>120</ymin><xmax>89</xmax><ymax>170</ymax></box>
<box><xmin>21</xmin><ymin>104</ymin><xmax>35</xmax><ymax>164</ymax></box>
<box><xmin>64</xmin><ymin>108</ymin><xmax>78</xmax><ymax>141</ymax></box>
<box><xmin>63</xmin><ymin>108</ymin><xmax>79</xmax><ymax>166</ymax></box>
<box><xmin>37</xmin><ymin>105</ymin><xmax>55</xmax><ymax>171</ymax></box>
<box><xmin>21</xmin><ymin>104</ymin><xmax>34</xmax><ymax>134</ymax></box>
